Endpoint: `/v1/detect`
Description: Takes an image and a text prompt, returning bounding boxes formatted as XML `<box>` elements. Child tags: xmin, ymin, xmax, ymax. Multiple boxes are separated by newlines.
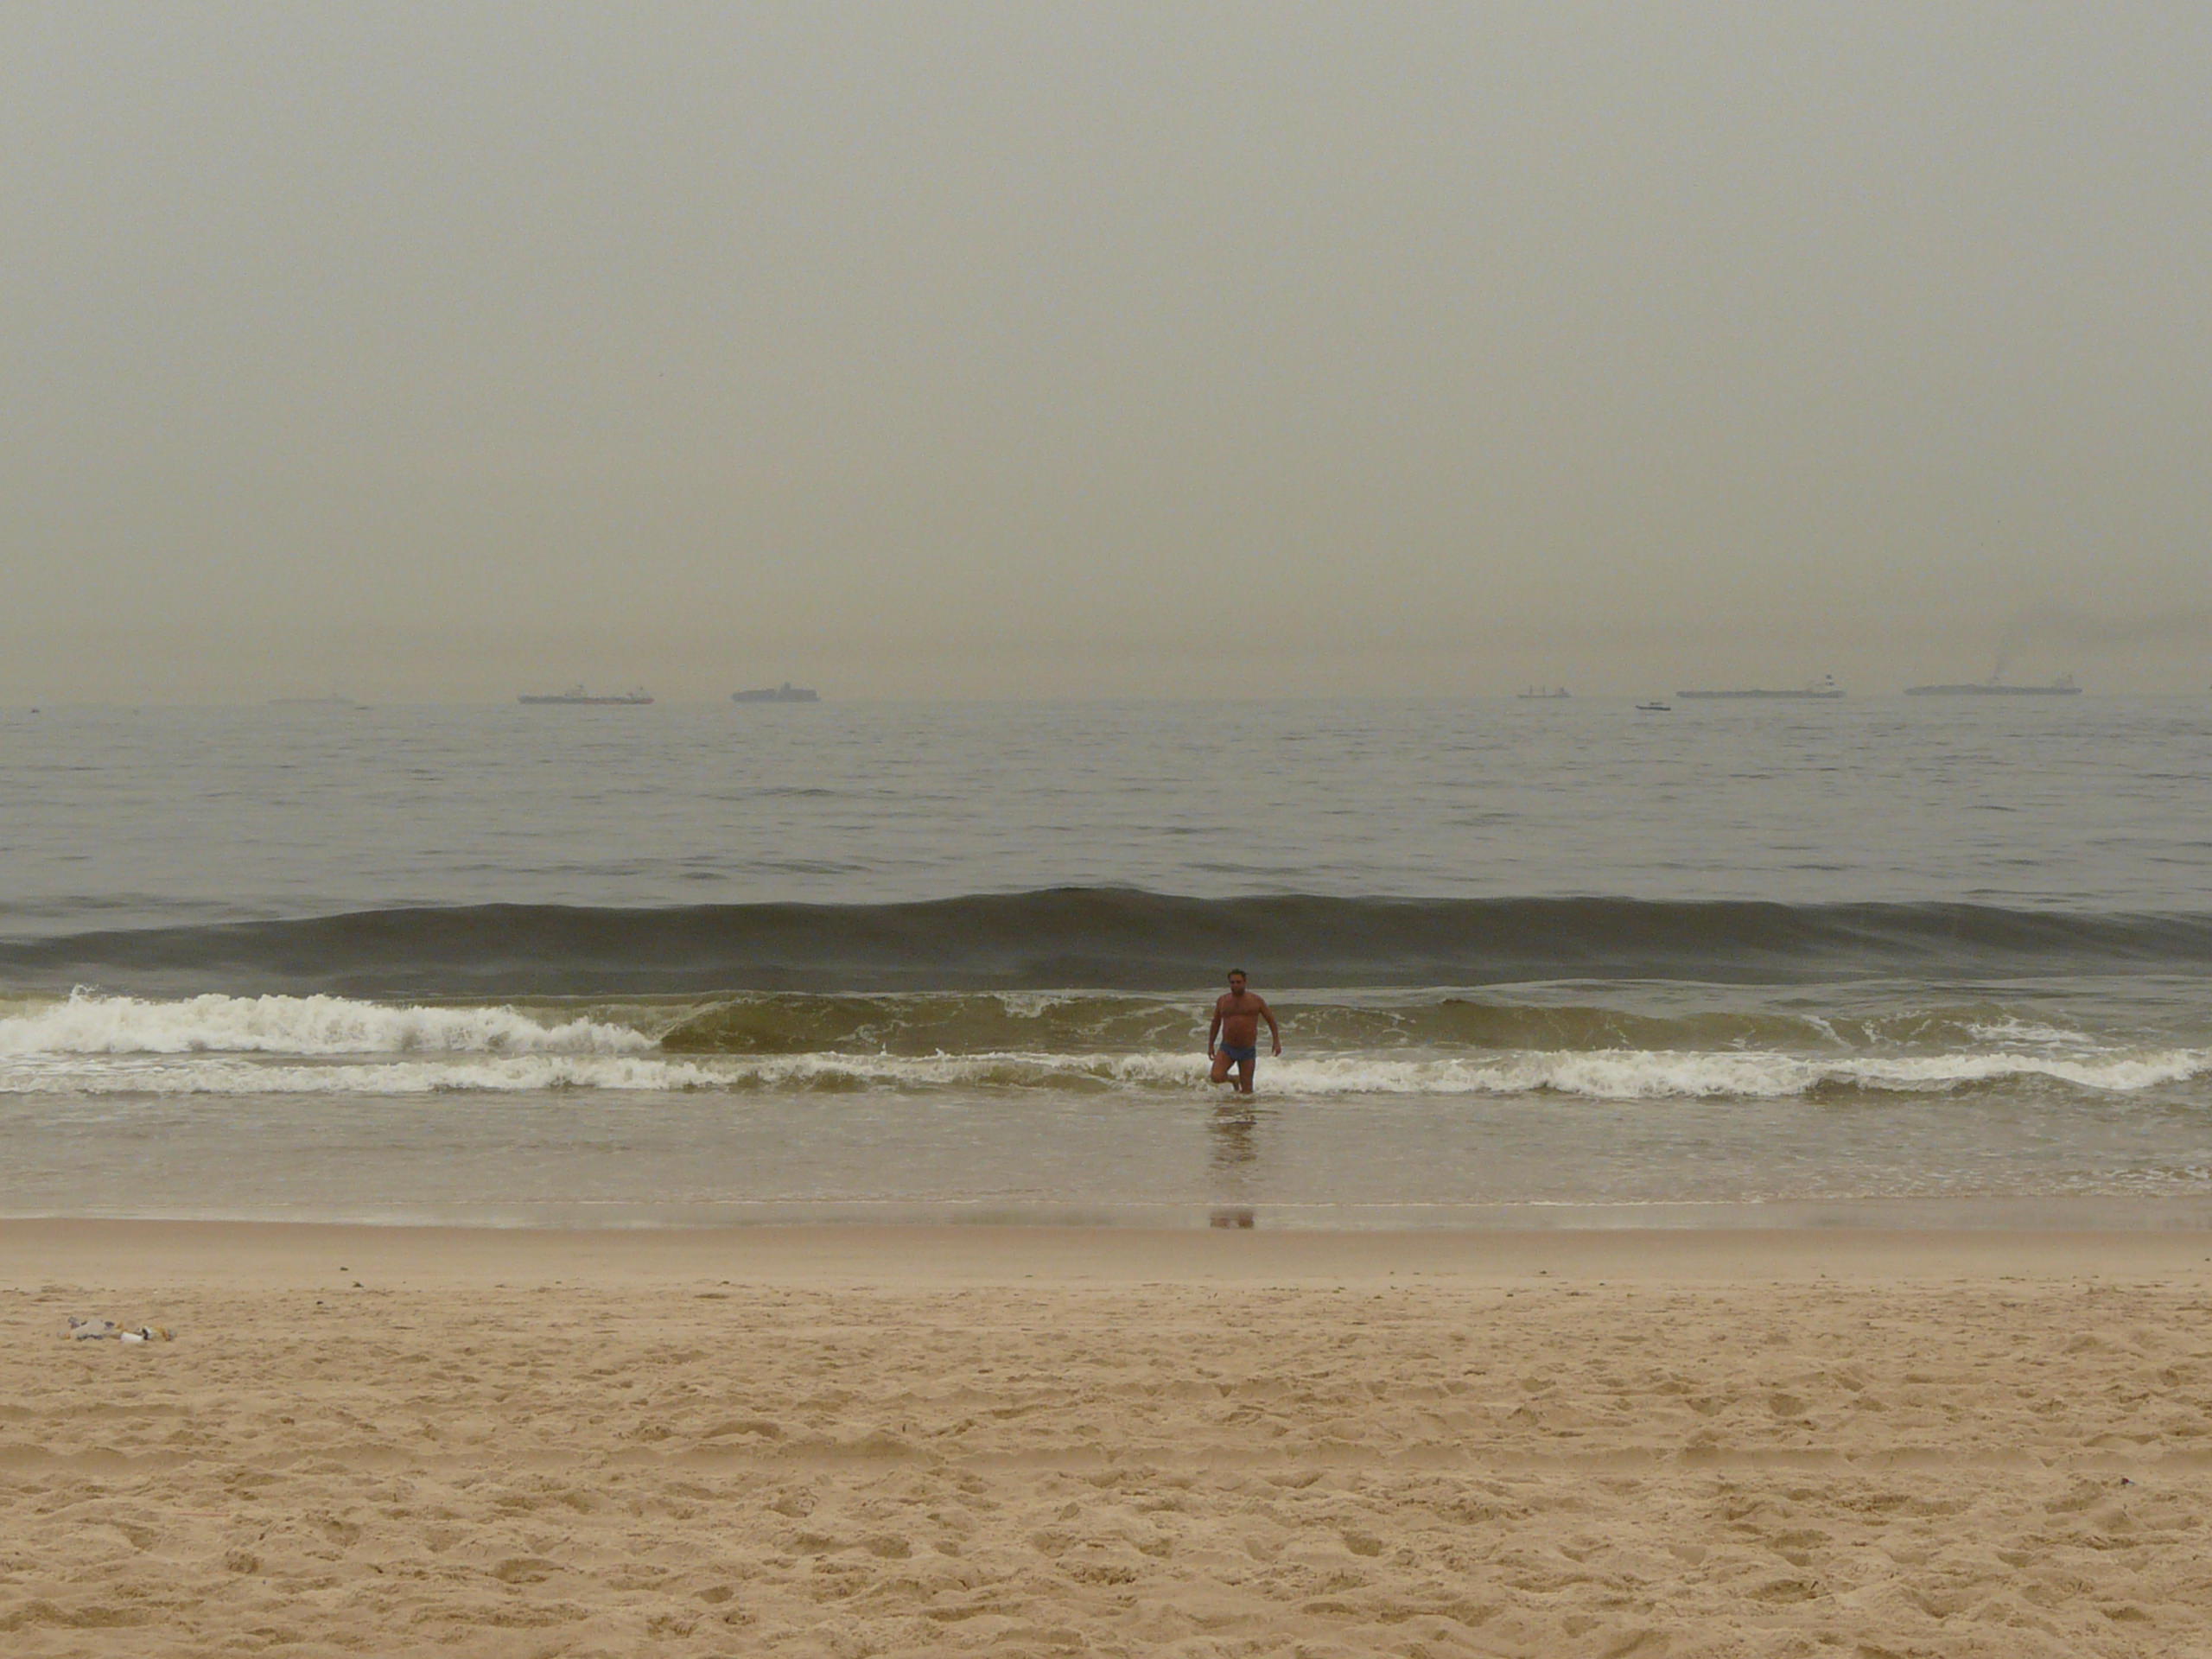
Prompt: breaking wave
<box><xmin>654</xmin><ymin>993</ymin><xmax>2098</xmax><ymax>1057</ymax></box>
<box><xmin>0</xmin><ymin>988</ymin><xmax>2119</xmax><ymax>1063</ymax></box>
<box><xmin>0</xmin><ymin>987</ymin><xmax>2196</xmax><ymax>1102</ymax></box>
<box><xmin>0</xmin><ymin>990</ymin><xmax>652</xmax><ymax>1058</ymax></box>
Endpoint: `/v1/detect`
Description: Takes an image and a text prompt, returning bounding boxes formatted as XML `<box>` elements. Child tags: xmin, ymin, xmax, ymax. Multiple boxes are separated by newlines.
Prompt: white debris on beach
<box><xmin>66</xmin><ymin>1316</ymin><xmax>172</xmax><ymax>1342</ymax></box>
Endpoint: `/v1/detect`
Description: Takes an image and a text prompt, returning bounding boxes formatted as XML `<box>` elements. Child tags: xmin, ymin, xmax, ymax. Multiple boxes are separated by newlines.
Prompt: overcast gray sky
<box><xmin>5</xmin><ymin>2</ymin><xmax>2207</xmax><ymax>700</ymax></box>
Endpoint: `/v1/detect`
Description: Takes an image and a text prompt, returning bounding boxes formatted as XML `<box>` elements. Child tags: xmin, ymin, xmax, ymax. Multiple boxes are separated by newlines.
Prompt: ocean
<box><xmin>3</xmin><ymin>695</ymin><xmax>2209</xmax><ymax>1228</ymax></box>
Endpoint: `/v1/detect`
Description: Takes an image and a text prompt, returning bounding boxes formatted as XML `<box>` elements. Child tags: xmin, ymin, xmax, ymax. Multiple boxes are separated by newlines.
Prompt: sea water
<box><xmin>3</xmin><ymin>696</ymin><xmax>2209</xmax><ymax>1227</ymax></box>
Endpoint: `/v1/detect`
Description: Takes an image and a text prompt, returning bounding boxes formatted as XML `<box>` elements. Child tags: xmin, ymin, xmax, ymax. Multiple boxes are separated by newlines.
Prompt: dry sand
<box><xmin>4</xmin><ymin>1222</ymin><xmax>2212</xmax><ymax>1656</ymax></box>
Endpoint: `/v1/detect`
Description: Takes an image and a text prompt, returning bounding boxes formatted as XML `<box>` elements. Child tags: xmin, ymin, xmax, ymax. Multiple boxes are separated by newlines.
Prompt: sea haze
<box><xmin>2</xmin><ymin>696</ymin><xmax>2209</xmax><ymax>1227</ymax></box>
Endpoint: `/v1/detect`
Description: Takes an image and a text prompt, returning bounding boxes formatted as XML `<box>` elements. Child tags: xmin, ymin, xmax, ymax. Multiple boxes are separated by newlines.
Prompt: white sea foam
<box><xmin>0</xmin><ymin>991</ymin><xmax>652</xmax><ymax>1058</ymax></box>
<box><xmin>0</xmin><ymin>1053</ymin><xmax>724</xmax><ymax>1096</ymax></box>
<box><xmin>1078</xmin><ymin>1048</ymin><xmax>2209</xmax><ymax>1098</ymax></box>
<box><xmin>1249</xmin><ymin>1049</ymin><xmax>2212</xmax><ymax>1098</ymax></box>
<box><xmin>1</xmin><ymin>1043</ymin><xmax>2203</xmax><ymax>1100</ymax></box>
<box><xmin>989</xmin><ymin>992</ymin><xmax>1083</xmax><ymax>1019</ymax></box>
<box><xmin>1963</xmin><ymin>1017</ymin><xmax>2093</xmax><ymax>1046</ymax></box>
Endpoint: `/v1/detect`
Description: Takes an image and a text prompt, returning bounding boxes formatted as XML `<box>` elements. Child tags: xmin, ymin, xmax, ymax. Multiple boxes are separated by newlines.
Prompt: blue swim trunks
<box><xmin>1218</xmin><ymin>1044</ymin><xmax>1258</xmax><ymax>1064</ymax></box>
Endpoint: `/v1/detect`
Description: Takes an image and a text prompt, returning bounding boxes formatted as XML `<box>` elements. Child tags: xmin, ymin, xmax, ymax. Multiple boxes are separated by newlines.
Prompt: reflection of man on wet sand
<box><xmin>1208</xmin><ymin>969</ymin><xmax>1281</xmax><ymax>1094</ymax></box>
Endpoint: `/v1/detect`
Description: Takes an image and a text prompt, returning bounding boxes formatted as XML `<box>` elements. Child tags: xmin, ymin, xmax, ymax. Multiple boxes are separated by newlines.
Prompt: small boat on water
<box><xmin>1635</xmin><ymin>699</ymin><xmax>1672</xmax><ymax>712</ymax></box>
<box><xmin>519</xmin><ymin>685</ymin><xmax>655</xmax><ymax>705</ymax></box>
<box><xmin>731</xmin><ymin>683</ymin><xmax>820</xmax><ymax>703</ymax></box>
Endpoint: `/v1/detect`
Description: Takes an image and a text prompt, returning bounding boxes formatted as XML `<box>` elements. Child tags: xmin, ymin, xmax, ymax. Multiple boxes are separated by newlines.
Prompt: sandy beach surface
<box><xmin>4</xmin><ymin>1223</ymin><xmax>2211</xmax><ymax>1657</ymax></box>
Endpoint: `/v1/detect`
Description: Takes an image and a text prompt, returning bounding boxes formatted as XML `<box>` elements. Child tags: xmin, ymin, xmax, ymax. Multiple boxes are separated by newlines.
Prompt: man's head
<box><xmin>1227</xmin><ymin>969</ymin><xmax>1248</xmax><ymax>992</ymax></box>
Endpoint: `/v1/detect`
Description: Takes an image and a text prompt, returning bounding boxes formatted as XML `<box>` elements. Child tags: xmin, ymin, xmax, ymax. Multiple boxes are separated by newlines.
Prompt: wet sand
<box><xmin>5</xmin><ymin>1222</ymin><xmax>2210</xmax><ymax>1656</ymax></box>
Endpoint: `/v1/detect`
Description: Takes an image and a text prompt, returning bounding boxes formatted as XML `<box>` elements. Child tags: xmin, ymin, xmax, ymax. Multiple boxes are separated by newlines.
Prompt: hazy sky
<box><xmin>6</xmin><ymin>3</ymin><xmax>2208</xmax><ymax>700</ymax></box>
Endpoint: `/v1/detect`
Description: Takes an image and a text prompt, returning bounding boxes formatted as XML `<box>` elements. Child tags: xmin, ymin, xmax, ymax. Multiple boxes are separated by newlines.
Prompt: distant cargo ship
<box><xmin>1904</xmin><ymin>675</ymin><xmax>2080</xmax><ymax>696</ymax></box>
<box><xmin>518</xmin><ymin>686</ymin><xmax>654</xmax><ymax>705</ymax></box>
<box><xmin>269</xmin><ymin>695</ymin><xmax>363</xmax><ymax>709</ymax></box>
<box><xmin>732</xmin><ymin>683</ymin><xmax>820</xmax><ymax>703</ymax></box>
<box><xmin>1515</xmin><ymin>686</ymin><xmax>1569</xmax><ymax>700</ymax></box>
<box><xmin>1676</xmin><ymin>676</ymin><xmax>1843</xmax><ymax>700</ymax></box>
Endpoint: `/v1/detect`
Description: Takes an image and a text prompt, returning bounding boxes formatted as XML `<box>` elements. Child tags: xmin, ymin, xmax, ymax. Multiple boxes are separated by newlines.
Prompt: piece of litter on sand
<box><xmin>65</xmin><ymin>1317</ymin><xmax>173</xmax><ymax>1343</ymax></box>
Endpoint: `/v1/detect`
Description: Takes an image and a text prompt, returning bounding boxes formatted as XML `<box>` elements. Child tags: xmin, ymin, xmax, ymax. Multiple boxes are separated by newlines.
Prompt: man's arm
<box><xmin>1262</xmin><ymin>1001</ymin><xmax>1282</xmax><ymax>1056</ymax></box>
<box><xmin>1207</xmin><ymin>1001</ymin><xmax>1223</xmax><ymax>1056</ymax></box>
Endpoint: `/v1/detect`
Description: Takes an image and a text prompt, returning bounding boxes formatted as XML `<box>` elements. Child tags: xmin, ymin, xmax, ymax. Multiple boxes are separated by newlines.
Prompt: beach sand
<box><xmin>4</xmin><ymin>1222</ymin><xmax>2211</xmax><ymax>1656</ymax></box>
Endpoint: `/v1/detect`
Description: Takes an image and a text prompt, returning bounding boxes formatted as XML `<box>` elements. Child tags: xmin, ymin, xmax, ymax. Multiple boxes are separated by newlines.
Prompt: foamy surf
<box><xmin>2</xmin><ymin>1044</ymin><xmax>2202</xmax><ymax>1100</ymax></box>
<box><xmin>0</xmin><ymin>1053</ymin><xmax>726</xmax><ymax>1096</ymax></box>
<box><xmin>0</xmin><ymin>991</ymin><xmax>654</xmax><ymax>1058</ymax></box>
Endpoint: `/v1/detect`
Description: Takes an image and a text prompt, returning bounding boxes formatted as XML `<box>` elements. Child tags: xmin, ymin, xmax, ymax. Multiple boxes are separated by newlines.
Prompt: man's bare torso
<box><xmin>1214</xmin><ymin>991</ymin><xmax>1269</xmax><ymax>1047</ymax></box>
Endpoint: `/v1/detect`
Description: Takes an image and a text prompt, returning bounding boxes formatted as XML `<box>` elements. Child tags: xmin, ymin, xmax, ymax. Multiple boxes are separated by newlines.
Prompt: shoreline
<box><xmin>7</xmin><ymin>1188</ymin><xmax>2212</xmax><ymax>1248</ymax></box>
<box><xmin>10</xmin><ymin>1216</ymin><xmax>2212</xmax><ymax>1290</ymax></box>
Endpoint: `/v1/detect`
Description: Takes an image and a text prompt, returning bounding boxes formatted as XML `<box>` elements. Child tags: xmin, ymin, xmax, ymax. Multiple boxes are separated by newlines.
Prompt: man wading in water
<box><xmin>1208</xmin><ymin>969</ymin><xmax>1281</xmax><ymax>1094</ymax></box>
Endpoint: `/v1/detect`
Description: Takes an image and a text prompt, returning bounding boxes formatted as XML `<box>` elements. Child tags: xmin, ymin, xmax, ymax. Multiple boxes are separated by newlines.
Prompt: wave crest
<box><xmin>8</xmin><ymin>891</ymin><xmax>2212</xmax><ymax>995</ymax></box>
<box><xmin>0</xmin><ymin>991</ymin><xmax>652</xmax><ymax>1058</ymax></box>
